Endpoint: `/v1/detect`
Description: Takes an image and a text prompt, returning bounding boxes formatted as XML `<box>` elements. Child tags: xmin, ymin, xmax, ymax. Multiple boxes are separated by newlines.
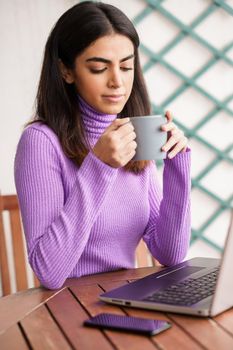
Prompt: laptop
<box><xmin>100</xmin><ymin>210</ymin><xmax>233</xmax><ymax>317</ymax></box>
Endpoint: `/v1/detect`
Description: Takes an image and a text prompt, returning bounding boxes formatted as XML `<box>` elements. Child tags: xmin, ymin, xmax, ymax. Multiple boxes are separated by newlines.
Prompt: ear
<box><xmin>58</xmin><ymin>59</ymin><xmax>75</xmax><ymax>84</ymax></box>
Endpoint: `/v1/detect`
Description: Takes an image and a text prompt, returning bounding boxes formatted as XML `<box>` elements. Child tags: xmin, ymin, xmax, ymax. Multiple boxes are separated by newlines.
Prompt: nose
<box><xmin>107</xmin><ymin>68</ymin><xmax>123</xmax><ymax>89</ymax></box>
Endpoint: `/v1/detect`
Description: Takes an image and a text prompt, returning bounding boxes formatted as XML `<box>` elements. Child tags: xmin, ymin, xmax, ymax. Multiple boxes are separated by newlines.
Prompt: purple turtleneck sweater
<box><xmin>14</xmin><ymin>97</ymin><xmax>191</xmax><ymax>290</ymax></box>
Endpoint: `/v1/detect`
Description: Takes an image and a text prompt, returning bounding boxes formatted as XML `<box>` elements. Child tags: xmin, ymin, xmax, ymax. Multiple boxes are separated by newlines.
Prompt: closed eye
<box><xmin>90</xmin><ymin>67</ymin><xmax>133</xmax><ymax>74</ymax></box>
<box><xmin>121</xmin><ymin>67</ymin><xmax>133</xmax><ymax>71</ymax></box>
<box><xmin>90</xmin><ymin>68</ymin><xmax>107</xmax><ymax>74</ymax></box>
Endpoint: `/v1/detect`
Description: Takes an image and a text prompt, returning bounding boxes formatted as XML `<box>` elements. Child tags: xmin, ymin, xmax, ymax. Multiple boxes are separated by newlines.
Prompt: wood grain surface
<box><xmin>0</xmin><ymin>267</ymin><xmax>233</xmax><ymax>349</ymax></box>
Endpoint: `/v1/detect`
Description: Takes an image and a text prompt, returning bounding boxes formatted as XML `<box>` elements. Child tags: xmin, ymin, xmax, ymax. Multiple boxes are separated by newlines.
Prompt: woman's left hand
<box><xmin>161</xmin><ymin>111</ymin><xmax>188</xmax><ymax>159</ymax></box>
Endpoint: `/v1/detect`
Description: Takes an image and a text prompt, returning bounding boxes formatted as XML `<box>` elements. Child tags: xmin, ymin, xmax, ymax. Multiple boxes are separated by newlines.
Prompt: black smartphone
<box><xmin>83</xmin><ymin>313</ymin><xmax>171</xmax><ymax>336</ymax></box>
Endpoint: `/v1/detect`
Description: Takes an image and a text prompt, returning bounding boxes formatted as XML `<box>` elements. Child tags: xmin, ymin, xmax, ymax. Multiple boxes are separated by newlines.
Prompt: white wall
<box><xmin>0</xmin><ymin>0</ymin><xmax>233</xmax><ymax>293</ymax></box>
<box><xmin>0</xmin><ymin>0</ymin><xmax>80</xmax><ymax>194</ymax></box>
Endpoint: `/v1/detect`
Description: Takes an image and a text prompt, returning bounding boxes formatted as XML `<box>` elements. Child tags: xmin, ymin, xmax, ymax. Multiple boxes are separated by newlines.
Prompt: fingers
<box><xmin>106</xmin><ymin>118</ymin><xmax>134</xmax><ymax>139</ymax></box>
<box><xmin>117</xmin><ymin>121</ymin><xmax>135</xmax><ymax>139</ymax></box>
<box><xmin>121</xmin><ymin>130</ymin><xmax>137</xmax><ymax>145</ymax></box>
<box><xmin>104</xmin><ymin>114</ymin><xmax>188</xmax><ymax>163</ymax></box>
<box><xmin>161</xmin><ymin>111</ymin><xmax>188</xmax><ymax>158</ymax></box>
<box><xmin>161</xmin><ymin>111</ymin><xmax>174</xmax><ymax>131</ymax></box>
<box><xmin>107</xmin><ymin>117</ymin><xmax>130</xmax><ymax>132</ymax></box>
<box><xmin>167</xmin><ymin>137</ymin><xmax>188</xmax><ymax>159</ymax></box>
<box><xmin>124</xmin><ymin>145</ymin><xmax>137</xmax><ymax>160</ymax></box>
<box><xmin>165</xmin><ymin>110</ymin><xmax>173</xmax><ymax>123</ymax></box>
<box><xmin>161</xmin><ymin>121</ymin><xmax>177</xmax><ymax>132</ymax></box>
<box><xmin>162</xmin><ymin>129</ymin><xmax>183</xmax><ymax>152</ymax></box>
<box><xmin>162</xmin><ymin>133</ymin><xmax>188</xmax><ymax>159</ymax></box>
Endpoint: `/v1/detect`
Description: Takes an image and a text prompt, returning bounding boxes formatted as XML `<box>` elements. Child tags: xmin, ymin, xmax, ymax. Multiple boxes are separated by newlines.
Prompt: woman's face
<box><xmin>67</xmin><ymin>34</ymin><xmax>135</xmax><ymax>115</ymax></box>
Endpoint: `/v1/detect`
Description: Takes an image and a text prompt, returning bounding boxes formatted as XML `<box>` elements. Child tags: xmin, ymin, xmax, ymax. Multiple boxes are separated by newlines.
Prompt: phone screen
<box><xmin>84</xmin><ymin>313</ymin><xmax>171</xmax><ymax>336</ymax></box>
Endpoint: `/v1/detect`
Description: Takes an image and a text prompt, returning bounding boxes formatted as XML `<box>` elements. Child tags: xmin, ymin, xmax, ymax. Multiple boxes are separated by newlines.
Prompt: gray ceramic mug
<box><xmin>129</xmin><ymin>115</ymin><xmax>167</xmax><ymax>160</ymax></box>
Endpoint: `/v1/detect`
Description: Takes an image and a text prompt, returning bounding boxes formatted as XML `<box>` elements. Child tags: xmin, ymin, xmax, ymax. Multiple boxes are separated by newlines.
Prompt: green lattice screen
<box><xmin>132</xmin><ymin>0</ymin><xmax>233</xmax><ymax>253</ymax></box>
<box><xmin>81</xmin><ymin>0</ymin><xmax>233</xmax><ymax>253</ymax></box>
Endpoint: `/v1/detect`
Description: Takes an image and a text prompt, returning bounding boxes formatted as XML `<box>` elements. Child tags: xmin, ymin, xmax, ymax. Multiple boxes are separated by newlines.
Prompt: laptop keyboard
<box><xmin>143</xmin><ymin>268</ymin><xmax>220</xmax><ymax>306</ymax></box>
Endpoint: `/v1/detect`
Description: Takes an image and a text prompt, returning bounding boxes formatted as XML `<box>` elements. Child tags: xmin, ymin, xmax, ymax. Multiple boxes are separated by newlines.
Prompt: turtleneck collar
<box><xmin>78</xmin><ymin>94</ymin><xmax>117</xmax><ymax>143</ymax></box>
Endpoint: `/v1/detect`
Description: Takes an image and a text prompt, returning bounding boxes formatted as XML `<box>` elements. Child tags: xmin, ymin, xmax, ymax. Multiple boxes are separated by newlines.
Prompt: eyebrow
<box><xmin>86</xmin><ymin>54</ymin><xmax>135</xmax><ymax>64</ymax></box>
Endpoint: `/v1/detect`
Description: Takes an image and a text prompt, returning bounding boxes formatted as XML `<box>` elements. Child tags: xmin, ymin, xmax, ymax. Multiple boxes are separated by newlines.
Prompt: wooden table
<box><xmin>1</xmin><ymin>266</ymin><xmax>233</xmax><ymax>349</ymax></box>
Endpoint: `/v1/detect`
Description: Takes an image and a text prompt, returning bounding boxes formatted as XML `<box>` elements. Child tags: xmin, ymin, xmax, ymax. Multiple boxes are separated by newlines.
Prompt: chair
<box><xmin>0</xmin><ymin>194</ymin><xmax>40</xmax><ymax>296</ymax></box>
<box><xmin>0</xmin><ymin>194</ymin><xmax>159</xmax><ymax>295</ymax></box>
<box><xmin>136</xmin><ymin>239</ymin><xmax>161</xmax><ymax>268</ymax></box>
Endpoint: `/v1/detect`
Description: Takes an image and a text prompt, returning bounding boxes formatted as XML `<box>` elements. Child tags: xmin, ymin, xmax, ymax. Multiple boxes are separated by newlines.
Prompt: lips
<box><xmin>102</xmin><ymin>94</ymin><xmax>125</xmax><ymax>102</ymax></box>
<box><xmin>103</xmin><ymin>94</ymin><xmax>124</xmax><ymax>97</ymax></box>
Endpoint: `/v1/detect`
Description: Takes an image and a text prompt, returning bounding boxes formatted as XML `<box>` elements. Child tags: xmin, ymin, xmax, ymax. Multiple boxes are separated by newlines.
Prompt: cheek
<box><xmin>125</xmin><ymin>74</ymin><xmax>134</xmax><ymax>93</ymax></box>
<box><xmin>76</xmin><ymin>74</ymin><xmax>103</xmax><ymax>95</ymax></box>
<box><xmin>87</xmin><ymin>79</ymin><xmax>105</xmax><ymax>98</ymax></box>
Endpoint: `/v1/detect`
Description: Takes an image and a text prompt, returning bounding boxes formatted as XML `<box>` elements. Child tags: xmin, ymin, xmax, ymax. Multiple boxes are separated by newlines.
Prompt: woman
<box><xmin>15</xmin><ymin>1</ymin><xmax>191</xmax><ymax>289</ymax></box>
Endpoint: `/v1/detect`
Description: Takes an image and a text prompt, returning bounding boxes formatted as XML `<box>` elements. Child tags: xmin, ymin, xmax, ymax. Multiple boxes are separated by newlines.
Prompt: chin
<box><xmin>105</xmin><ymin>107</ymin><xmax>123</xmax><ymax>115</ymax></box>
<box><xmin>101</xmin><ymin>103</ymin><xmax>125</xmax><ymax>115</ymax></box>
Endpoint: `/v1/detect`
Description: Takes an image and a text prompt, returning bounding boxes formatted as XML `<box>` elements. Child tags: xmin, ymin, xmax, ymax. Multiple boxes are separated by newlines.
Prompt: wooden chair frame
<box><xmin>0</xmin><ymin>194</ymin><xmax>40</xmax><ymax>296</ymax></box>
<box><xmin>136</xmin><ymin>239</ymin><xmax>161</xmax><ymax>268</ymax></box>
<box><xmin>0</xmin><ymin>194</ymin><xmax>159</xmax><ymax>296</ymax></box>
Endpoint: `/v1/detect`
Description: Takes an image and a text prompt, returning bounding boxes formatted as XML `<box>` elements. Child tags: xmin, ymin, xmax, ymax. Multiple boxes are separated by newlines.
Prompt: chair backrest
<box><xmin>0</xmin><ymin>194</ymin><xmax>40</xmax><ymax>296</ymax></box>
<box><xmin>0</xmin><ymin>194</ymin><xmax>159</xmax><ymax>295</ymax></box>
<box><xmin>135</xmin><ymin>239</ymin><xmax>161</xmax><ymax>268</ymax></box>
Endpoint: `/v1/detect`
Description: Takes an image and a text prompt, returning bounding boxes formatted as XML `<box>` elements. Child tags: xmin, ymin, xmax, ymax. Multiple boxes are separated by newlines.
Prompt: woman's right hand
<box><xmin>93</xmin><ymin>118</ymin><xmax>137</xmax><ymax>168</ymax></box>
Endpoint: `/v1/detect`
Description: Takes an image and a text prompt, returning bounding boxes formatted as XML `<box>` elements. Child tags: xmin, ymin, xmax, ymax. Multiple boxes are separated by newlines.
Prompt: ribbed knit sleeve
<box><xmin>14</xmin><ymin>126</ymin><xmax>118</xmax><ymax>289</ymax></box>
<box><xmin>143</xmin><ymin>149</ymin><xmax>191</xmax><ymax>266</ymax></box>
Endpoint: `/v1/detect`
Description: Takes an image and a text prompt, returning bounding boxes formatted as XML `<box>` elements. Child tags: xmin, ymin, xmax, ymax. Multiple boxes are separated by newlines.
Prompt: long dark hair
<box><xmin>34</xmin><ymin>1</ymin><xmax>151</xmax><ymax>173</ymax></box>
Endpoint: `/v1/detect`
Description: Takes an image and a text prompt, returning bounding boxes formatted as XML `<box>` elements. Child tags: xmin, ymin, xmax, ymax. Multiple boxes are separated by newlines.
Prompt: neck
<box><xmin>78</xmin><ymin>95</ymin><xmax>117</xmax><ymax>145</ymax></box>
